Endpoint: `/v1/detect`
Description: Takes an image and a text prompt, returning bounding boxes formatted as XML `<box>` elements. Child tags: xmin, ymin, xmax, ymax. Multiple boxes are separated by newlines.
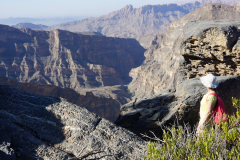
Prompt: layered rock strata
<box><xmin>0</xmin><ymin>85</ymin><xmax>147</xmax><ymax>159</ymax></box>
<box><xmin>0</xmin><ymin>25</ymin><xmax>145</xmax><ymax>89</ymax></box>
<box><xmin>178</xmin><ymin>20</ymin><xmax>240</xmax><ymax>84</ymax></box>
<box><xmin>116</xmin><ymin>76</ymin><xmax>240</xmax><ymax>138</ymax></box>
<box><xmin>128</xmin><ymin>4</ymin><xmax>240</xmax><ymax>98</ymax></box>
<box><xmin>0</xmin><ymin>24</ymin><xmax>145</xmax><ymax>121</ymax></box>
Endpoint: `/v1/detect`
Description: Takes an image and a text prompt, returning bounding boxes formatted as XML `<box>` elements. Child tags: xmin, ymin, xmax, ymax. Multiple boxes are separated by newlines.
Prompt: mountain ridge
<box><xmin>50</xmin><ymin>0</ymin><xmax>239</xmax><ymax>39</ymax></box>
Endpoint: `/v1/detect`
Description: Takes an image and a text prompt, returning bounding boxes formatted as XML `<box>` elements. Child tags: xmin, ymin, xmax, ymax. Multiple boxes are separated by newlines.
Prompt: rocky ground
<box><xmin>0</xmin><ymin>76</ymin><xmax>128</xmax><ymax>122</ymax></box>
<box><xmin>0</xmin><ymin>85</ymin><xmax>147</xmax><ymax>159</ymax></box>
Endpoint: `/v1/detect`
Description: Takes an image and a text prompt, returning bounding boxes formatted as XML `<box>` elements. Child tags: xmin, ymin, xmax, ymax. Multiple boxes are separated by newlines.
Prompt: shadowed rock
<box><xmin>116</xmin><ymin>76</ymin><xmax>240</xmax><ymax>138</ymax></box>
<box><xmin>0</xmin><ymin>85</ymin><xmax>147</xmax><ymax>159</ymax></box>
<box><xmin>0</xmin><ymin>76</ymin><xmax>125</xmax><ymax>122</ymax></box>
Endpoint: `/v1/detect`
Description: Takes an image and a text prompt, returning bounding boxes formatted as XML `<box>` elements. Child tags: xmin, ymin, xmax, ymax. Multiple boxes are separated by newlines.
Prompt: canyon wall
<box><xmin>128</xmin><ymin>4</ymin><xmax>240</xmax><ymax>98</ymax></box>
<box><xmin>0</xmin><ymin>25</ymin><xmax>145</xmax><ymax>88</ymax></box>
<box><xmin>0</xmin><ymin>25</ymin><xmax>145</xmax><ymax>121</ymax></box>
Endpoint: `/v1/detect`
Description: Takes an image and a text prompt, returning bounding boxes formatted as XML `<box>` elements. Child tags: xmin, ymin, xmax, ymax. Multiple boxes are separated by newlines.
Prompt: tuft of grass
<box><xmin>144</xmin><ymin>98</ymin><xmax>240</xmax><ymax>160</ymax></box>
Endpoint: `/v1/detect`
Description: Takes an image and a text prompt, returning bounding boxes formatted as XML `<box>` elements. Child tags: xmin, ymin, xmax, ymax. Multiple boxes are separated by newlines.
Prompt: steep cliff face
<box><xmin>0</xmin><ymin>25</ymin><xmax>145</xmax><ymax>121</ymax></box>
<box><xmin>0</xmin><ymin>25</ymin><xmax>145</xmax><ymax>88</ymax></box>
<box><xmin>128</xmin><ymin>4</ymin><xmax>240</xmax><ymax>98</ymax></box>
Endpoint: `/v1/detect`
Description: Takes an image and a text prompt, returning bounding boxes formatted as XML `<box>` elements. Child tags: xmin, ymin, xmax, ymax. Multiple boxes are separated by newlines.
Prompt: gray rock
<box><xmin>116</xmin><ymin>76</ymin><xmax>240</xmax><ymax>138</ymax></box>
<box><xmin>0</xmin><ymin>85</ymin><xmax>147</xmax><ymax>159</ymax></box>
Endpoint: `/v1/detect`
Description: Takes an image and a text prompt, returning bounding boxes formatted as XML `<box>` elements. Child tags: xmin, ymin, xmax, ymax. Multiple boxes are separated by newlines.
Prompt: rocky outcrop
<box><xmin>116</xmin><ymin>76</ymin><xmax>240</xmax><ymax>138</ymax></box>
<box><xmin>178</xmin><ymin>20</ymin><xmax>240</xmax><ymax>84</ymax></box>
<box><xmin>128</xmin><ymin>4</ymin><xmax>240</xmax><ymax>99</ymax></box>
<box><xmin>0</xmin><ymin>76</ymin><xmax>128</xmax><ymax>122</ymax></box>
<box><xmin>0</xmin><ymin>85</ymin><xmax>147</xmax><ymax>159</ymax></box>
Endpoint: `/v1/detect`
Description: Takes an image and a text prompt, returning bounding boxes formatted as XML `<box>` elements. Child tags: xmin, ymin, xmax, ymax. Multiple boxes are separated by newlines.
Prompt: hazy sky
<box><xmin>0</xmin><ymin>0</ymin><xmax>193</xmax><ymax>19</ymax></box>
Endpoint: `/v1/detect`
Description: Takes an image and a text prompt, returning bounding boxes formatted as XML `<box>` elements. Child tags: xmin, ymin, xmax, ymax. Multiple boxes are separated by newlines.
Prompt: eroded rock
<box><xmin>0</xmin><ymin>85</ymin><xmax>147</xmax><ymax>159</ymax></box>
<box><xmin>179</xmin><ymin>20</ymin><xmax>240</xmax><ymax>83</ymax></box>
<box><xmin>128</xmin><ymin>4</ymin><xmax>240</xmax><ymax>99</ymax></box>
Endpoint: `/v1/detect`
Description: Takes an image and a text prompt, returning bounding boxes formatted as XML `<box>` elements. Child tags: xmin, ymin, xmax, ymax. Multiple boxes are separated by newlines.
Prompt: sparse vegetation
<box><xmin>144</xmin><ymin>98</ymin><xmax>240</xmax><ymax>160</ymax></box>
<box><xmin>125</xmin><ymin>85</ymin><xmax>135</xmax><ymax>98</ymax></box>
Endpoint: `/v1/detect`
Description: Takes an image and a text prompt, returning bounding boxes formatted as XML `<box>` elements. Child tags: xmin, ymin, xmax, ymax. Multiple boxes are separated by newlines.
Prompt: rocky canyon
<box><xmin>0</xmin><ymin>24</ymin><xmax>145</xmax><ymax>121</ymax></box>
<box><xmin>2</xmin><ymin>1</ymin><xmax>240</xmax><ymax>159</ymax></box>
<box><xmin>116</xmin><ymin>4</ymin><xmax>240</xmax><ymax>138</ymax></box>
<box><xmin>128</xmin><ymin>3</ymin><xmax>240</xmax><ymax>99</ymax></box>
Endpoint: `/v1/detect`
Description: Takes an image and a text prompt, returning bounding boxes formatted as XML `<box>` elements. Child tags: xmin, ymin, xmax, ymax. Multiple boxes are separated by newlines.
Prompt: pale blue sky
<box><xmin>0</xmin><ymin>0</ymin><xmax>192</xmax><ymax>19</ymax></box>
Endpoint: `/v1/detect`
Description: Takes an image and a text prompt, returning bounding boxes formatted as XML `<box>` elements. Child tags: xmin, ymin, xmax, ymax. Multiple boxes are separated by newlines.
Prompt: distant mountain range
<box><xmin>12</xmin><ymin>23</ymin><xmax>49</xmax><ymax>31</ymax></box>
<box><xmin>0</xmin><ymin>17</ymin><xmax>87</xmax><ymax>26</ymax></box>
<box><xmin>9</xmin><ymin>0</ymin><xmax>240</xmax><ymax>50</ymax></box>
<box><xmin>51</xmin><ymin>0</ymin><xmax>240</xmax><ymax>38</ymax></box>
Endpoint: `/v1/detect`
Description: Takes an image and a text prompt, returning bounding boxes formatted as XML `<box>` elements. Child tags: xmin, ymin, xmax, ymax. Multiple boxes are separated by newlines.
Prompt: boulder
<box><xmin>116</xmin><ymin>76</ymin><xmax>240</xmax><ymax>138</ymax></box>
<box><xmin>0</xmin><ymin>85</ymin><xmax>147</xmax><ymax>159</ymax></box>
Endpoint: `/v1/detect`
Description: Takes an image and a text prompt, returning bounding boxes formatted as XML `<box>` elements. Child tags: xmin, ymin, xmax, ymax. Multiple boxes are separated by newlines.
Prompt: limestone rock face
<box><xmin>0</xmin><ymin>25</ymin><xmax>145</xmax><ymax>88</ymax></box>
<box><xmin>178</xmin><ymin>20</ymin><xmax>240</xmax><ymax>84</ymax></box>
<box><xmin>116</xmin><ymin>76</ymin><xmax>240</xmax><ymax>138</ymax></box>
<box><xmin>0</xmin><ymin>85</ymin><xmax>147</xmax><ymax>159</ymax></box>
<box><xmin>128</xmin><ymin>4</ymin><xmax>240</xmax><ymax>99</ymax></box>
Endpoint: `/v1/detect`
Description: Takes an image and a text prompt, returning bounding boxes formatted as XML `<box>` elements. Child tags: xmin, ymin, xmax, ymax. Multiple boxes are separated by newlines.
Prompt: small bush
<box><xmin>144</xmin><ymin>98</ymin><xmax>240</xmax><ymax>160</ymax></box>
<box><xmin>126</xmin><ymin>87</ymin><xmax>135</xmax><ymax>98</ymax></box>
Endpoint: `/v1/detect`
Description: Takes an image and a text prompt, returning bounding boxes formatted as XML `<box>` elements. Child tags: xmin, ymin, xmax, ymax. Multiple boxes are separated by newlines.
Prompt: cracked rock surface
<box><xmin>0</xmin><ymin>85</ymin><xmax>147</xmax><ymax>159</ymax></box>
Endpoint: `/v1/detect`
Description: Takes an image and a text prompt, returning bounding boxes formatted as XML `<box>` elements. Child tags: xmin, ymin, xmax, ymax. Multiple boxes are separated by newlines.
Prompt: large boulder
<box><xmin>115</xmin><ymin>76</ymin><xmax>240</xmax><ymax>138</ymax></box>
<box><xmin>0</xmin><ymin>85</ymin><xmax>147</xmax><ymax>159</ymax></box>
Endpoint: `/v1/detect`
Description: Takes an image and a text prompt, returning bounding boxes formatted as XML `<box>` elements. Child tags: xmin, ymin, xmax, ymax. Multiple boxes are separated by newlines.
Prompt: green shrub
<box><xmin>144</xmin><ymin>98</ymin><xmax>240</xmax><ymax>160</ymax></box>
